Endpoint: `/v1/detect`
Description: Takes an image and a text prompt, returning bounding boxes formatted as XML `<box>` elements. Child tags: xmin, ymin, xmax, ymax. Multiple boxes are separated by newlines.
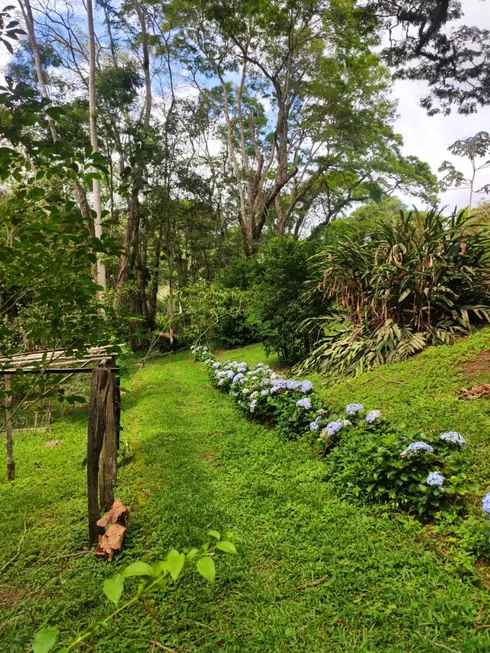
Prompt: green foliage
<box><xmin>242</xmin><ymin>237</ymin><xmax>323</xmax><ymax>363</ymax></box>
<box><xmin>181</xmin><ymin>282</ymin><xmax>258</xmax><ymax>349</ymax></box>
<box><xmin>300</xmin><ymin>209</ymin><xmax>490</xmax><ymax>376</ymax></box>
<box><xmin>322</xmin><ymin>422</ymin><xmax>471</xmax><ymax>518</ymax></box>
<box><xmin>314</xmin><ymin>198</ymin><xmax>406</xmax><ymax>243</ymax></box>
<box><xmin>32</xmin><ymin>532</ymin><xmax>236</xmax><ymax>651</ymax></box>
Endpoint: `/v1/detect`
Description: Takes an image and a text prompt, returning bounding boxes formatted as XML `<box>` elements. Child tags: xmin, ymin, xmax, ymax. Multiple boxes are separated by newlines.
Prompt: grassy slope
<box><xmin>1</xmin><ymin>348</ymin><xmax>490</xmax><ymax>651</ymax></box>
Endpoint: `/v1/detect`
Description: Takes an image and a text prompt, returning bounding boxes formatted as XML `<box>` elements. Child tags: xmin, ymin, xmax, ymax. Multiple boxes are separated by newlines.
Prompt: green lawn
<box><xmin>2</xmin><ymin>345</ymin><xmax>490</xmax><ymax>651</ymax></box>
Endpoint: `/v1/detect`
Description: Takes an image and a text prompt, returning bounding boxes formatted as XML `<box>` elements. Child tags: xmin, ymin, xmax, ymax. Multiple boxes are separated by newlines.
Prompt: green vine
<box><xmin>31</xmin><ymin>531</ymin><xmax>237</xmax><ymax>653</ymax></box>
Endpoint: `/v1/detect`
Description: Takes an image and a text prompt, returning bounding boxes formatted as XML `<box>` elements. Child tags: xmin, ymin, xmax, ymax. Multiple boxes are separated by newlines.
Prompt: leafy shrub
<box><xmin>299</xmin><ymin>209</ymin><xmax>490</xmax><ymax>376</ymax></box>
<box><xmin>181</xmin><ymin>283</ymin><xmax>258</xmax><ymax>349</ymax></box>
<box><xmin>322</xmin><ymin>421</ymin><xmax>472</xmax><ymax>518</ymax></box>
<box><xmin>246</xmin><ymin>237</ymin><xmax>324</xmax><ymax>363</ymax></box>
<box><xmin>208</xmin><ymin>358</ymin><xmax>317</xmax><ymax>439</ymax></box>
<box><xmin>201</xmin><ymin>352</ymin><xmax>477</xmax><ymax>521</ymax></box>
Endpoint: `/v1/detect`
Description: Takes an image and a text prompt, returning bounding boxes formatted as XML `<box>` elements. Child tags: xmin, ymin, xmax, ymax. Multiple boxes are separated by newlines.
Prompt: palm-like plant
<box><xmin>297</xmin><ymin>209</ymin><xmax>490</xmax><ymax>376</ymax></box>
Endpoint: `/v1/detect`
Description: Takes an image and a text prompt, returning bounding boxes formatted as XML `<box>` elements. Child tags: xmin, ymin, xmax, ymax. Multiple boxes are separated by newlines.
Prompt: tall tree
<box><xmin>86</xmin><ymin>0</ymin><xmax>107</xmax><ymax>290</ymax></box>
<box><xmin>173</xmin><ymin>0</ymin><xmax>437</xmax><ymax>254</ymax></box>
<box><xmin>439</xmin><ymin>131</ymin><xmax>490</xmax><ymax>211</ymax></box>
<box><xmin>376</xmin><ymin>0</ymin><xmax>490</xmax><ymax>115</ymax></box>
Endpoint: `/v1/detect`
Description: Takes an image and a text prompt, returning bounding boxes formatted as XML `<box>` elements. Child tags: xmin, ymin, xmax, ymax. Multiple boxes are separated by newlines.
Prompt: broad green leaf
<box><xmin>166</xmin><ymin>550</ymin><xmax>185</xmax><ymax>581</ymax></box>
<box><xmin>186</xmin><ymin>547</ymin><xmax>199</xmax><ymax>561</ymax></box>
<box><xmin>196</xmin><ymin>556</ymin><xmax>215</xmax><ymax>583</ymax></box>
<box><xmin>216</xmin><ymin>540</ymin><xmax>237</xmax><ymax>554</ymax></box>
<box><xmin>122</xmin><ymin>561</ymin><xmax>154</xmax><ymax>578</ymax></box>
<box><xmin>103</xmin><ymin>574</ymin><xmax>125</xmax><ymax>606</ymax></box>
<box><xmin>32</xmin><ymin>627</ymin><xmax>59</xmax><ymax>653</ymax></box>
<box><xmin>151</xmin><ymin>560</ymin><xmax>168</xmax><ymax>577</ymax></box>
<box><xmin>207</xmin><ymin>530</ymin><xmax>220</xmax><ymax>540</ymax></box>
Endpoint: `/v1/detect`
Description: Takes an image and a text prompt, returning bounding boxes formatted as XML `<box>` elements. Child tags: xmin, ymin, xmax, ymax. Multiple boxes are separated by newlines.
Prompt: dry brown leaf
<box><xmin>44</xmin><ymin>439</ymin><xmax>62</xmax><ymax>448</ymax></box>
<box><xmin>94</xmin><ymin>499</ymin><xmax>130</xmax><ymax>561</ymax></box>
<box><xmin>458</xmin><ymin>384</ymin><xmax>490</xmax><ymax>400</ymax></box>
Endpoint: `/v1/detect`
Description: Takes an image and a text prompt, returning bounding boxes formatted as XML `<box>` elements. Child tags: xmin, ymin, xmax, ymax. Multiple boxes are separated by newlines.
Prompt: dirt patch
<box><xmin>200</xmin><ymin>450</ymin><xmax>219</xmax><ymax>467</ymax></box>
<box><xmin>458</xmin><ymin>350</ymin><xmax>490</xmax><ymax>382</ymax></box>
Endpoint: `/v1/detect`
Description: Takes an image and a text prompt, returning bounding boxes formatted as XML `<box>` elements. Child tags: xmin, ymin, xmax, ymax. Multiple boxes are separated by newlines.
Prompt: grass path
<box><xmin>2</xmin><ymin>351</ymin><xmax>490</xmax><ymax>651</ymax></box>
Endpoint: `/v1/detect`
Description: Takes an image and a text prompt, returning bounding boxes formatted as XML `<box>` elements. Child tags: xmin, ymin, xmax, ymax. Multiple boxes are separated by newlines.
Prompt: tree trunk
<box><xmin>18</xmin><ymin>0</ymin><xmax>95</xmax><ymax>240</ymax></box>
<box><xmin>148</xmin><ymin>225</ymin><xmax>163</xmax><ymax>329</ymax></box>
<box><xmin>86</xmin><ymin>0</ymin><xmax>107</xmax><ymax>291</ymax></box>
<box><xmin>136</xmin><ymin>214</ymin><xmax>149</xmax><ymax>324</ymax></box>
<box><xmin>167</xmin><ymin>249</ymin><xmax>175</xmax><ymax>345</ymax></box>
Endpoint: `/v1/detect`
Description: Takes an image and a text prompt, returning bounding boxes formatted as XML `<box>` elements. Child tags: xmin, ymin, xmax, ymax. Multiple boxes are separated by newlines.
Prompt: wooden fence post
<box><xmin>87</xmin><ymin>367</ymin><xmax>110</xmax><ymax>546</ymax></box>
<box><xmin>98</xmin><ymin>367</ymin><xmax>117</xmax><ymax>512</ymax></box>
<box><xmin>4</xmin><ymin>377</ymin><xmax>14</xmax><ymax>481</ymax></box>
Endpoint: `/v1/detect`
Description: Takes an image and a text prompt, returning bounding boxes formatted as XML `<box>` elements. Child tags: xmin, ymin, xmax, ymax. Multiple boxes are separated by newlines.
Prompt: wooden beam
<box><xmin>87</xmin><ymin>367</ymin><xmax>111</xmax><ymax>546</ymax></box>
<box><xmin>4</xmin><ymin>377</ymin><xmax>14</xmax><ymax>481</ymax></box>
<box><xmin>0</xmin><ymin>368</ymin><xmax>119</xmax><ymax>375</ymax></box>
<box><xmin>98</xmin><ymin>367</ymin><xmax>117</xmax><ymax>511</ymax></box>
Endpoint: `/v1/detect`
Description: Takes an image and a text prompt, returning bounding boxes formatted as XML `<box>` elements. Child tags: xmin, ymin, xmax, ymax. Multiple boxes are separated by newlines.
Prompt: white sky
<box><xmin>393</xmin><ymin>0</ymin><xmax>490</xmax><ymax>211</ymax></box>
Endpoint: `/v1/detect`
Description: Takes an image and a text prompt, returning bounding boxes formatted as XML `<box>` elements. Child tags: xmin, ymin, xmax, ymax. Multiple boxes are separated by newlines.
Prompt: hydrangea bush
<box><xmin>194</xmin><ymin>347</ymin><xmax>482</xmax><ymax>520</ymax></box>
<box><xmin>191</xmin><ymin>344</ymin><xmax>212</xmax><ymax>362</ymax></box>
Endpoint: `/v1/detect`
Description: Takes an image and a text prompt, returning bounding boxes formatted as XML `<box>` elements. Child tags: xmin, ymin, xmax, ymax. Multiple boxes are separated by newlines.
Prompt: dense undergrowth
<box><xmin>2</xmin><ymin>340</ymin><xmax>490</xmax><ymax>650</ymax></box>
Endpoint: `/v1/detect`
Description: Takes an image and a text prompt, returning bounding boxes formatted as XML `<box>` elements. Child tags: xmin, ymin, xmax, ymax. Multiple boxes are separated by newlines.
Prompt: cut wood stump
<box><xmin>94</xmin><ymin>498</ymin><xmax>130</xmax><ymax>561</ymax></box>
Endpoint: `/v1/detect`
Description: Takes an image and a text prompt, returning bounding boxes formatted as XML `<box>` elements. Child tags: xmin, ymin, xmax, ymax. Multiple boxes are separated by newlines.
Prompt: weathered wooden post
<box><xmin>98</xmin><ymin>362</ymin><xmax>117</xmax><ymax>512</ymax></box>
<box><xmin>87</xmin><ymin>366</ymin><xmax>111</xmax><ymax>546</ymax></box>
<box><xmin>4</xmin><ymin>376</ymin><xmax>14</xmax><ymax>481</ymax></box>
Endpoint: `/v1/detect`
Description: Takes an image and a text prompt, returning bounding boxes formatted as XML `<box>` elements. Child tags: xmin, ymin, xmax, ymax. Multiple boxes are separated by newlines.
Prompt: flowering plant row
<box><xmin>193</xmin><ymin>347</ymin><xmax>485</xmax><ymax>521</ymax></box>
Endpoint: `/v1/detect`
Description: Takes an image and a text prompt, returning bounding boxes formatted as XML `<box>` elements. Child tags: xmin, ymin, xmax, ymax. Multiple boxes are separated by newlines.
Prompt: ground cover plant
<box><xmin>3</xmin><ymin>349</ymin><xmax>490</xmax><ymax>652</ymax></box>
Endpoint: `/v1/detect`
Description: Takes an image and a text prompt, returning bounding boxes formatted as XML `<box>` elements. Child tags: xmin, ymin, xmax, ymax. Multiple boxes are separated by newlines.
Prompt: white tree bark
<box><xmin>86</xmin><ymin>0</ymin><xmax>107</xmax><ymax>290</ymax></box>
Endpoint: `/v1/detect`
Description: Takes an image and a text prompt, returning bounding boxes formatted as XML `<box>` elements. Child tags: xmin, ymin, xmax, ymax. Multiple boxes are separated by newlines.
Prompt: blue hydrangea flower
<box><xmin>401</xmin><ymin>441</ymin><xmax>434</xmax><ymax>456</ymax></box>
<box><xmin>300</xmin><ymin>380</ymin><xmax>313</xmax><ymax>394</ymax></box>
<box><xmin>346</xmin><ymin>403</ymin><xmax>364</xmax><ymax>416</ymax></box>
<box><xmin>213</xmin><ymin>362</ymin><xmax>222</xmax><ymax>369</ymax></box>
<box><xmin>325</xmin><ymin>421</ymin><xmax>344</xmax><ymax>436</ymax></box>
<box><xmin>439</xmin><ymin>431</ymin><xmax>466</xmax><ymax>448</ymax></box>
<box><xmin>296</xmin><ymin>397</ymin><xmax>312</xmax><ymax>410</ymax></box>
<box><xmin>309</xmin><ymin>421</ymin><xmax>319</xmax><ymax>431</ymax></box>
<box><xmin>483</xmin><ymin>492</ymin><xmax>490</xmax><ymax>517</ymax></box>
<box><xmin>218</xmin><ymin>378</ymin><xmax>225</xmax><ymax>386</ymax></box>
<box><xmin>250</xmin><ymin>399</ymin><xmax>257</xmax><ymax>412</ymax></box>
<box><xmin>426</xmin><ymin>471</ymin><xmax>445</xmax><ymax>489</ymax></box>
<box><xmin>205</xmin><ymin>358</ymin><xmax>213</xmax><ymax>364</ymax></box>
<box><xmin>271</xmin><ymin>379</ymin><xmax>287</xmax><ymax>394</ymax></box>
<box><xmin>287</xmin><ymin>380</ymin><xmax>301</xmax><ymax>391</ymax></box>
<box><xmin>261</xmin><ymin>389</ymin><xmax>269</xmax><ymax>397</ymax></box>
<box><xmin>365</xmin><ymin>410</ymin><xmax>381</xmax><ymax>424</ymax></box>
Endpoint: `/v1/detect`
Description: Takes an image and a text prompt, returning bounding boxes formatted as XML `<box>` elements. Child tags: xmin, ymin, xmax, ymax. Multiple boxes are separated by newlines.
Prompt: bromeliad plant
<box><xmin>31</xmin><ymin>531</ymin><xmax>237</xmax><ymax>653</ymax></box>
<box><xmin>298</xmin><ymin>209</ymin><xmax>490</xmax><ymax>376</ymax></box>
